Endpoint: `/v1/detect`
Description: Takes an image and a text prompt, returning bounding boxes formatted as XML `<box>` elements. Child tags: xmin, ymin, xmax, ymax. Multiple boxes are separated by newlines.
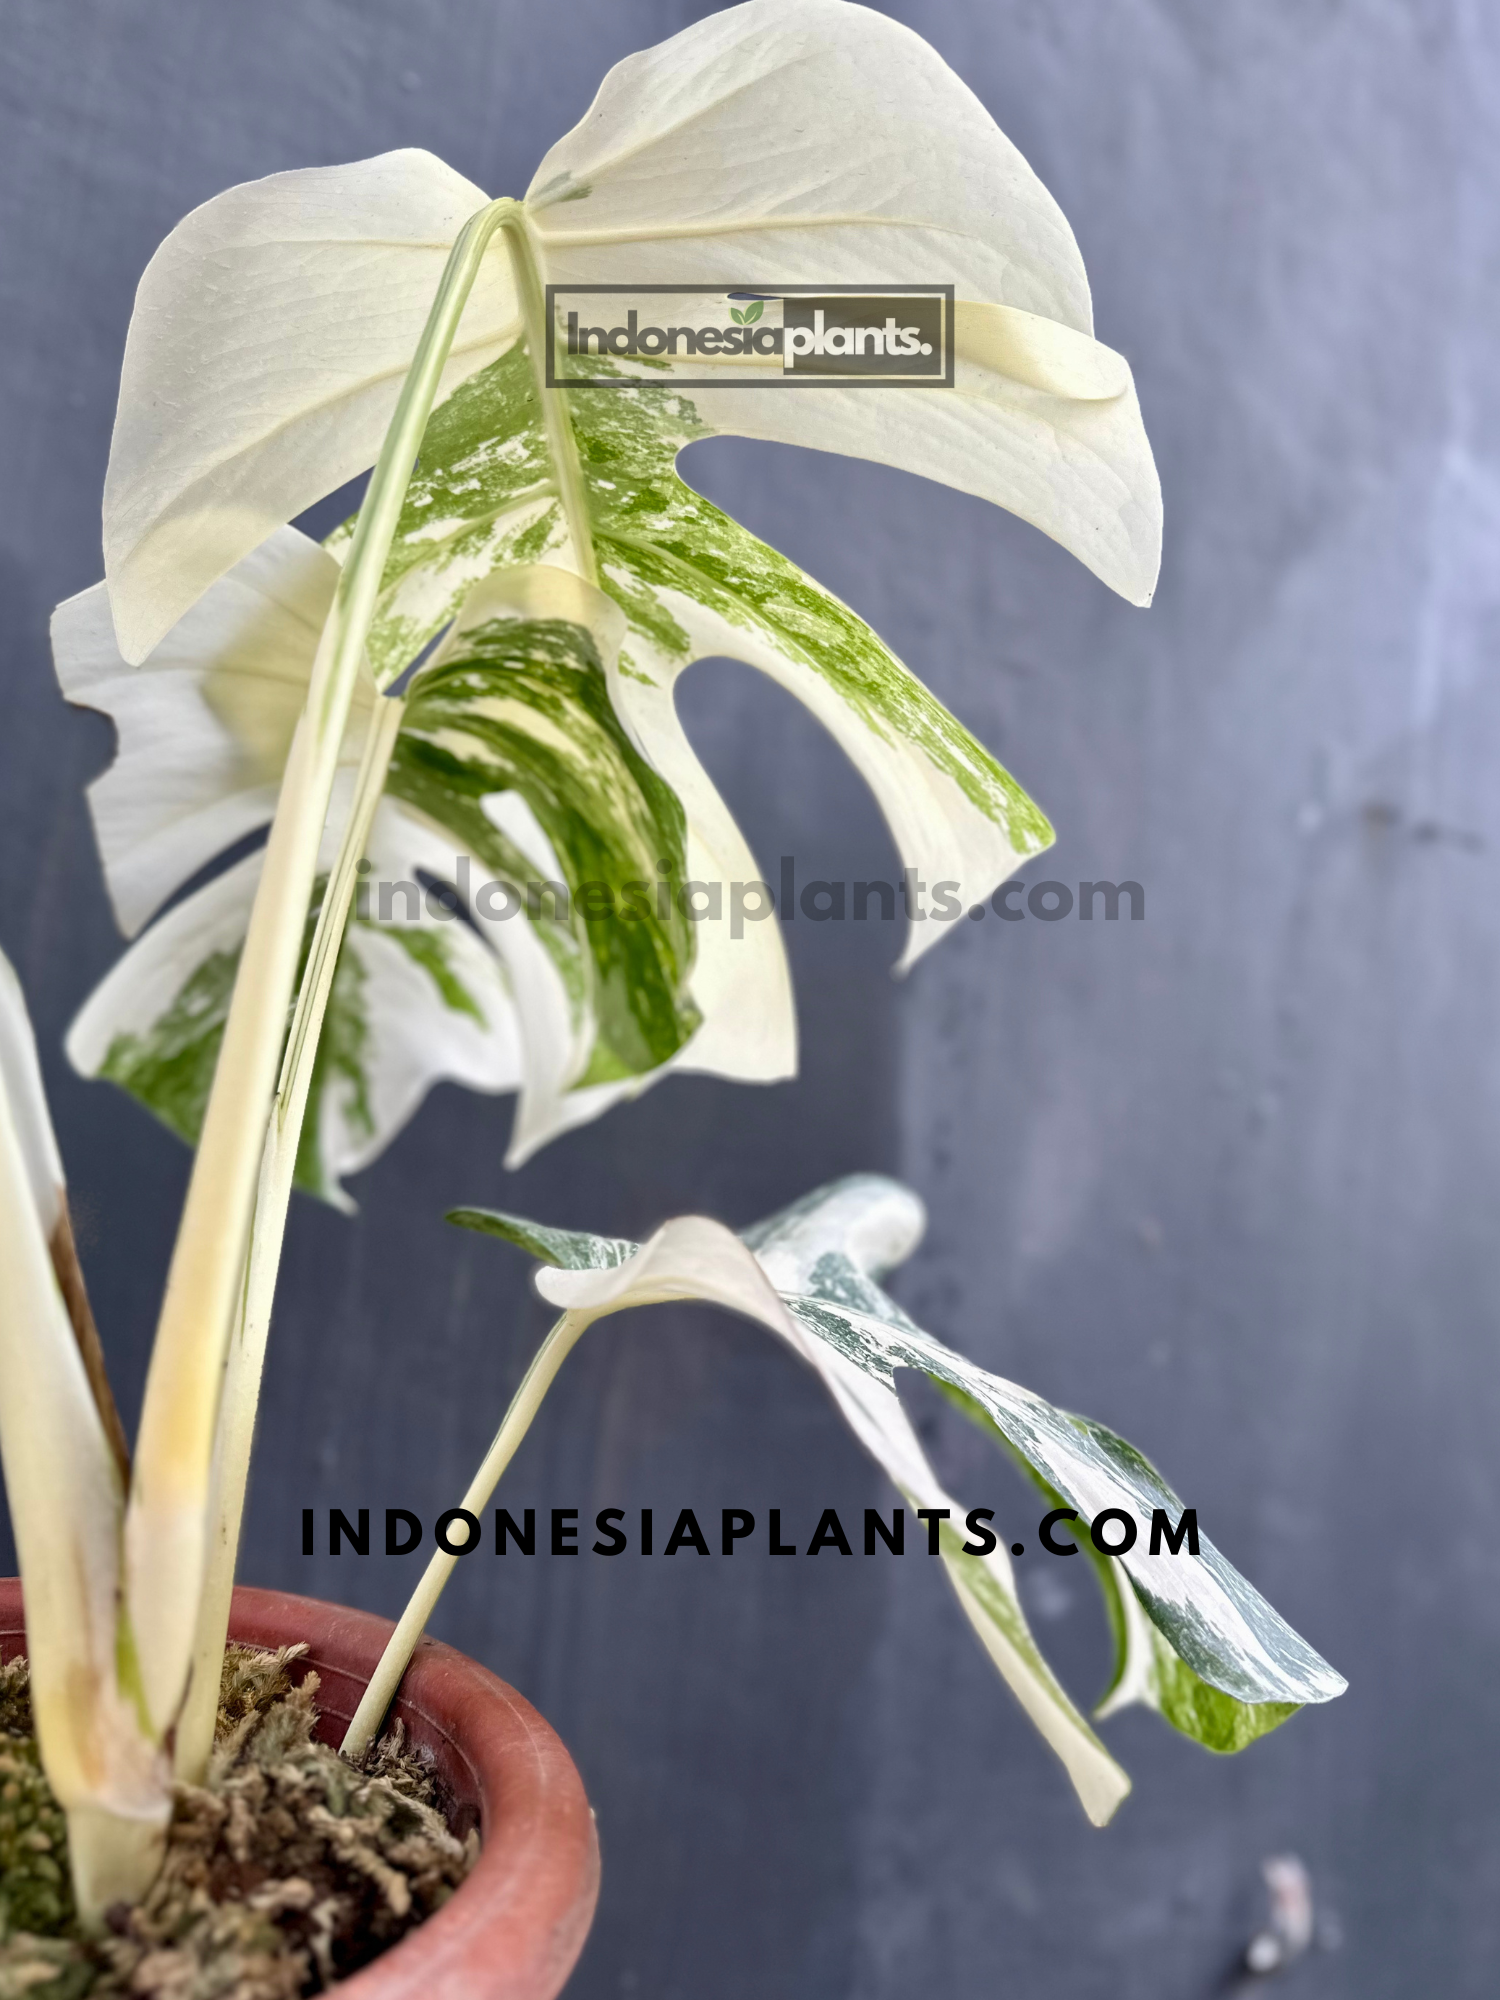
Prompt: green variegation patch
<box><xmin>339</xmin><ymin>342</ymin><xmax>1052</xmax><ymax>867</ymax></box>
<box><xmin>934</xmin><ymin>1381</ymin><xmax>1300</xmax><ymax>1753</ymax></box>
<box><xmin>379</xmin><ymin>926</ymin><xmax>486</xmax><ymax>1025</ymax></box>
<box><xmin>577</xmin><ymin>373</ymin><xmax>1050</xmax><ymax>851</ymax></box>
<box><xmin>393</xmin><ymin>603</ymin><xmax>698</xmax><ymax>1081</ymax></box>
<box><xmin>445</xmin><ymin>1205</ymin><xmax>637</xmax><ymax>1271</ymax></box>
<box><xmin>71</xmin><ymin>858</ymin><xmax>520</xmax><ymax>1207</ymax></box>
<box><xmin>99</xmin><ymin>949</ymin><xmax>240</xmax><ymax>1151</ymax></box>
<box><xmin>326</xmin><ymin>344</ymin><xmax>567</xmax><ymax>687</ymax></box>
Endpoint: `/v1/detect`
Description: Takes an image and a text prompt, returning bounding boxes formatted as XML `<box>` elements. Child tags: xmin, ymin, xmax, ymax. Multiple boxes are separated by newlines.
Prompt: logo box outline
<box><xmin>544</xmin><ymin>282</ymin><xmax>956</xmax><ymax>390</ymax></box>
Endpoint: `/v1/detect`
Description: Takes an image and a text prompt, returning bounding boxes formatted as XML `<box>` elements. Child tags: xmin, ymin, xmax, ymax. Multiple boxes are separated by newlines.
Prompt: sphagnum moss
<box><xmin>0</xmin><ymin>1646</ymin><xmax>474</xmax><ymax>2000</ymax></box>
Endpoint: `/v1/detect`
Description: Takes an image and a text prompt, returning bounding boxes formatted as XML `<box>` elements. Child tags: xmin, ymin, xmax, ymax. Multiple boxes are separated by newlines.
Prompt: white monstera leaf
<box><xmin>53</xmin><ymin>526</ymin><xmax>374</xmax><ymax>940</ymax></box>
<box><xmin>56</xmin><ymin>555</ymin><xmax>707</xmax><ymax>1183</ymax></box>
<box><xmin>527</xmin><ymin>1</ymin><xmax>1159</xmax><ymax>604</ymax></box>
<box><xmin>101</xmin><ymin>0</ymin><xmax>1159</xmax><ymax>666</ymax></box>
<box><xmin>70</xmin><ymin>0</ymin><xmax>1158</xmax><ymax>1185</ymax></box>
<box><xmin>335</xmin><ymin>341</ymin><xmax>1055</xmax><ymax>994</ymax></box>
<box><xmin>59</xmin><ymin>432</ymin><xmax>1052</xmax><ymax>1174</ymax></box>
<box><xmin>449</xmin><ymin>1176</ymin><xmax>1345</xmax><ymax>1822</ymax></box>
<box><xmin>104</xmin><ymin>150</ymin><xmax>521</xmax><ymax>663</ymax></box>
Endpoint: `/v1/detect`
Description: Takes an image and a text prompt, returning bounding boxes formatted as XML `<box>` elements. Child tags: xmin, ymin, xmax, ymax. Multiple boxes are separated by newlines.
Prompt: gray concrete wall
<box><xmin>2</xmin><ymin>3</ymin><xmax>1494</xmax><ymax>1993</ymax></box>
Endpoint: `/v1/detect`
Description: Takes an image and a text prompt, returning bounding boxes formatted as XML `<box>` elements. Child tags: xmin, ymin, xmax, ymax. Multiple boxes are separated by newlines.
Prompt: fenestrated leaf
<box><xmin>451</xmin><ymin>1173</ymin><xmax>1344</xmax><ymax>1811</ymax></box>
<box><xmin>333</xmin><ymin>337</ymin><xmax>1054</xmax><ymax>1066</ymax></box>
<box><xmin>56</xmin><ymin>547</ymin><xmax>710</xmax><ymax>1173</ymax></box>
<box><xmin>65</xmin><ymin>360</ymin><xmax>1055</xmax><ymax>1166</ymax></box>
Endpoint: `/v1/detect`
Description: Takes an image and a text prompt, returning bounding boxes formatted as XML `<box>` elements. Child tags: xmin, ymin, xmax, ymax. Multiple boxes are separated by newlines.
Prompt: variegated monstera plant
<box><xmin>0</xmin><ymin>0</ymin><xmax>1342</xmax><ymax>1932</ymax></box>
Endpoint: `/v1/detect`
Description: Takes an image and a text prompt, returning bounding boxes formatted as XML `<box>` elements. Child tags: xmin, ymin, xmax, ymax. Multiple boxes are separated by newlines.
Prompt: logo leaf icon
<box><xmin>744</xmin><ymin>299</ymin><xmax>764</xmax><ymax>324</ymax></box>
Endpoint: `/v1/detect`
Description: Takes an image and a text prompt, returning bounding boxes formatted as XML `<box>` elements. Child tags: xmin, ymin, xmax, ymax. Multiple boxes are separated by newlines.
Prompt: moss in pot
<box><xmin>0</xmin><ymin>1585</ymin><xmax>596</xmax><ymax>1999</ymax></box>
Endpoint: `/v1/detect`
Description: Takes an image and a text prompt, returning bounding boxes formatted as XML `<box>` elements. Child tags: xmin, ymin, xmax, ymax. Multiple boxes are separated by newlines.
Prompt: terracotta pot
<box><xmin>0</xmin><ymin>1579</ymin><xmax>600</xmax><ymax>2000</ymax></box>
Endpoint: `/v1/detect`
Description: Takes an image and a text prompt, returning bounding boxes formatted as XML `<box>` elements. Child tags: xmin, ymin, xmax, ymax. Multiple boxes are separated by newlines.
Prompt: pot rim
<box><xmin>0</xmin><ymin>1578</ymin><xmax>600</xmax><ymax>2000</ymax></box>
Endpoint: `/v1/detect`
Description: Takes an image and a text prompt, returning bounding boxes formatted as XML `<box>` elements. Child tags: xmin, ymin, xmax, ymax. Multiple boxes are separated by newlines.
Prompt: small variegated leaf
<box><xmin>453</xmin><ymin>1180</ymin><xmax>1115</xmax><ymax>1820</ymax></box>
<box><xmin>450</xmin><ymin>1173</ymin><xmax>1344</xmax><ymax>1801</ymax></box>
<box><xmin>477</xmin><ymin>1200</ymin><xmax>1123</xmax><ymax>1824</ymax></box>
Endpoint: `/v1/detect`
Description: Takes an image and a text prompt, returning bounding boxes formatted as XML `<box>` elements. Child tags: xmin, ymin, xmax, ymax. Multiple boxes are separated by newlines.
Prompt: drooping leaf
<box><xmin>450</xmin><ymin>1176</ymin><xmax>1345</xmax><ymax>1816</ymax></box>
<box><xmin>462</xmin><ymin>1199</ymin><xmax>1108</xmax><ymax>1825</ymax></box>
<box><xmin>100</xmin><ymin>1</ymin><xmax>1159</xmax><ymax>664</ymax></box>
<box><xmin>739</xmin><ymin>1181</ymin><xmax>1341</xmax><ymax>1718</ymax></box>
<box><xmin>934</xmin><ymin>1380</ymin><xmax>1300</xmax><ymax>1753</ymax></box>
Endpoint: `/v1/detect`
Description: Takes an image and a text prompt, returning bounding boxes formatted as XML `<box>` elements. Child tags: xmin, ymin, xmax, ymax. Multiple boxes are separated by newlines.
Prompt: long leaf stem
<box><xmin>124</xmin><ymin>195</ymin><xmax>515</xmax><ymax>1741</ymax></box>
<box><xmin>340</xmin><ymin>1308</ymin><xmax>588</xmax><ymax>1761</ymax></box>
<box><xmin>173</xmin><ymin>694</ymin><xmax>405</xmax><ymax>1782</ymax></box>
<box><xmin>180</xmin><ymin>206</ymin><xmax>594</xmax><ymax>1770</ymax></box>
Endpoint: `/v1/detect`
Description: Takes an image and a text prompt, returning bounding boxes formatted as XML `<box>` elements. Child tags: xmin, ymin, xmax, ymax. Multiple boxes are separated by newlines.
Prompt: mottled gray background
<box><xmin>2</xmin><ymin>1</ymin><xmax>1495</xmax><ymax>1993</ymax></box>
